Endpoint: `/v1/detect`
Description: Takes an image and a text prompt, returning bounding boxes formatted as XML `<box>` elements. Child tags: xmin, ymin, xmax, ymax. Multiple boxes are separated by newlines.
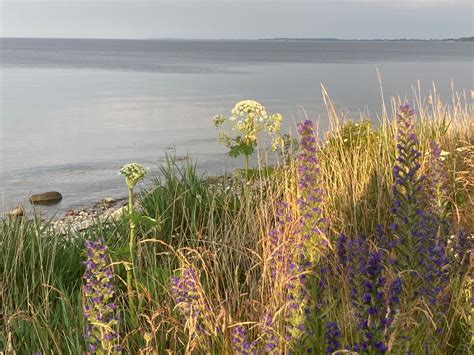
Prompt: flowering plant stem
<box><xmin>127</xmin><ymin>186</ymin><xmax>138</xmax><ymax>328</ymax></box>
<box><xmin>119</xmin><ymin>163</ymin><xmax>147</xmax><ymax>330</ymax></box>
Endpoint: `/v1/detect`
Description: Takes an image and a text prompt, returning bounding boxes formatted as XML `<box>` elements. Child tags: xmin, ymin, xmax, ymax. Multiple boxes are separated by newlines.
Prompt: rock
<box><xmin>109</xmin><ymin>206</ymin><xmax>127</xmax><ymax>220</ymax></box>
<box><xmin>8</xmin><ymin>204</ymin><xmax>24</xmax><ymax>218</ymax></box>
<box><xmin>95</xmin><ymin>197</ymin><xmax>116</xmax><ymax>209</ymax></box>
<box><xmin>29</xmin><ymin>191</ymin><xmax>63</xmax><ymax>205</ymax></box>
<box><xmin>102</xmin><ymin>197</ymin><xmax>116</xmax><ymax>205</ymax></box>
<box><xmin>65</xmin><ymin>209</ymin><xmax>77</xmax><ymax>217</ymax></box>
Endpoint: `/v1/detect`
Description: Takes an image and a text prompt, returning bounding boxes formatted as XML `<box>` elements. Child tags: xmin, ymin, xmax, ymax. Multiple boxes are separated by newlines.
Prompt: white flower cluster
<box><xmin>120</xmin><ymin>163</ymin><xmax>147</xmax><ymax>188</ymax></box>
<box><xmin>212</xmin><ymin>115</ymin><xmax>226</xmax><ymax>128</ymax></box>
<box><xmin>218</xmin><ymin>131</ymin><xmax>232</xmax><ymax>147</ymax></box>
<box><xmin>230</xmin><ymin>100</ymin><xmax>267</xmax><ymax>121</ymax></box>
<box><xmin>212</xmin><ymin>99</ymin><xmax>284</xmax><ymax>156</ymax></box>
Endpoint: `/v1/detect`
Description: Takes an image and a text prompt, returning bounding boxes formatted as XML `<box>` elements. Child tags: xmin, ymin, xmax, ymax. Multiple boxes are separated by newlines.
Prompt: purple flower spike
<box><xmin>261</xmin><ymin>312</ymin><xmax>278</xmax><ymax>352</ymax></box>
<box><xmin>82</xmin><ymin>239</ymin><xmax>120</xmax><ymax>353</ymax></box>
<box><xmin>348</xmin><ymin>237</ymin><xmax>395</xmax><ymax>353</ymax></box>
<box><xmin>232</xmin><ymin>325</ymin><xmax>257</xmax><ymax>355</ymax></box>
<box><xmin>171</xmin><ymin>268</ymin><xmax>212</xmax><ymax>339</ymax></box>
<box><xmin>325</xmin><ymin>322</ymin><xmax>341</xmax><ymax>353</ymax></box>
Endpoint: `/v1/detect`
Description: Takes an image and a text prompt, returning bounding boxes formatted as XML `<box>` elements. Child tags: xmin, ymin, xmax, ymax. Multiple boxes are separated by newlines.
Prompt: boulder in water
<box><xmin>29</xmin><ymin>191</ymin><xmax>63</xmax><ymax>205</ymax></box>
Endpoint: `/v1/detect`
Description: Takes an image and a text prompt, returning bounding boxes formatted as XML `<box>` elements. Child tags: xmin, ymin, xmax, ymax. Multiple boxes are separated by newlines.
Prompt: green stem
<box><xmin>126</xmin><ymin>186</ymin><xmax>137</xmax><ymax>327</ymax></box>
<box><xmin>255</xmin><ymin>123</ymin><xmax>260</xmax><ymax>170</ymax></box>
<box><xmin>244</xmin><ymin>154</ymin><xmax>249</xmax><ymax>172</ymax></box>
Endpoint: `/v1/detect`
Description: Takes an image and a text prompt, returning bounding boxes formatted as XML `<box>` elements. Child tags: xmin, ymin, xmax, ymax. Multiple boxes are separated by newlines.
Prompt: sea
<box><xmin>0</xmin><ymin>38</ymin><xmax>472</xmax><ymax>216</ymax></box>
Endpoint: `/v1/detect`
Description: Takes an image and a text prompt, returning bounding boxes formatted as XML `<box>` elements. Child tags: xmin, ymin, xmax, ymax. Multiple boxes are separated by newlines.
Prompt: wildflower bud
<box><xmin>120</xmin><ymin>163</ymin><xmax>147</xmax><ymax>189</ymax></box>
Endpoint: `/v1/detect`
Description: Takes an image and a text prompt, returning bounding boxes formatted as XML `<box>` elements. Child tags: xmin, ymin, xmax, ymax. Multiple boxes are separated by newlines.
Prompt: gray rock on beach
<box><xmin>94</xmin><ymin>197</ymin><xmax>117</xmax><ymax>210</ymax></box>
<box><xmin>29</xmin><ymin>191</ymin><xmax>63</xmax><ymax>205</ymax></box>
<box><xmin>8</xmin><ymin>204</ymin><xmax>25</xmax><ymax>218</ymax></box>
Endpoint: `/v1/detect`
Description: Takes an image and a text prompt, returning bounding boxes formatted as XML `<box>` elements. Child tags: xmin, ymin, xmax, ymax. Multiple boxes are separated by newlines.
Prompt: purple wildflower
<box><xmin>171</xmin><ymin>268</ymin><xmax>211</xmax><ymax>338</ymax></box>
<box><xmin>296</xmin><ymin>119</ymin><xmax>327</xmax><ymax>259</ymax></box>
<box><xmin>82</xmin><ymin>239</ymin><xmax>120</xmax><ymax>354</ymax></box>
<box><xmin>324</xmin><ymin>322</ymin><xmax>341</xmax><ymax>354</ymax></box>
<box><xmin>386</xmin><ymin>277</ymin><xmax>402</xmax><ymax>327</ymax></box>
<box><xmin>232</xmin><ymin>325</ymin><xmax>257</xmax><ymax>355</ymax></box>
<box><xmin>391</xmin><ymin>105</ymin><xmax>440</xmax><ymax>277</ymax></box>
<box><xmin>260</xmin><ymin>312</ymin><xmax>278</xmax><ymax>352</ymax></box>
<box><xmin>336</xmin><ymin>234</ymin><xmax>348</xmax><ymax>270</ymax></box>
<box><xmin>348</xmin><ymin>237</ymin><xmax>397</xmax><ymax>353</ymax></box>
<box><xmin>390</xmin><ymin>105</ymin><xmax>457</xmax><ymax>348</ymax></box>
<box><xmin>283</xmin><ymin>119</ymin><xmax>326</xmax><ymax>342</ymax></box>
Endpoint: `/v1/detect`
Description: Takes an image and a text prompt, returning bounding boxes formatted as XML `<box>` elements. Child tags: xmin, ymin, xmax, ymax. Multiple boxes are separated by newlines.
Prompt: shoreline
<box><xmin>8</xmin><ymin>173</ymin><xmax>235</xmax><ymax>234</ymax></box>
<box><xmin>52</xmin><ymin>196</ymin><xmax>129</xmax><ymax>234</ymax></box>
<box><xmin>7</xmin><ymin>195</ymin><xmax>129</xmax><ymax>234</ymax></box>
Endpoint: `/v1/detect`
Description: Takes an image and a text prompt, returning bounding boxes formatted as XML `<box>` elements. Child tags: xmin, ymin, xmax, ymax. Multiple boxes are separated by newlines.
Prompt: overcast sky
<box><xmin>0</xmin><ymin>0</ymin><xmax>472</xmax><ymax>39</ymax></box>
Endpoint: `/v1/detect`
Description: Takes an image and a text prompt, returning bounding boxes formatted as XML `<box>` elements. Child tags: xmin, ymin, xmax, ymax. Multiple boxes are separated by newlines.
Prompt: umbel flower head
<box><xmin>231</xmin><ymin>100</ymin><xmax>267</xmax><ymax>120</ymax></box>
<box><xmin>212</xmin><ymin>100</ymin><xmax>284</xmax><ymax>164</ymax></box>
<box><xmin>229</xmin><ymin>100</ymin><xmax>280</xmax><ymax>146</ymax></box>
<box><xmin>120</xmin><ymin>163</ymin><xmax>147</xmax><ymax>189</ymax></box>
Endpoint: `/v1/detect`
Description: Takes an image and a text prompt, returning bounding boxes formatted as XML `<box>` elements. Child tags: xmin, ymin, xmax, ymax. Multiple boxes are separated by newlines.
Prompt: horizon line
<box><xmin>0</xmin><ymin>36</ymin><xmax>472</xmax><ymax>41</ymax></box>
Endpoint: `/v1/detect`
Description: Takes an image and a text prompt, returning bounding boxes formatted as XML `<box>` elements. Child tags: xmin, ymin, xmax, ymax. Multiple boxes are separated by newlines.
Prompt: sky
<box><xmin>0</xmin><ymin>0</ymin><xmax>472</xmax><ymax>40</ymax></box>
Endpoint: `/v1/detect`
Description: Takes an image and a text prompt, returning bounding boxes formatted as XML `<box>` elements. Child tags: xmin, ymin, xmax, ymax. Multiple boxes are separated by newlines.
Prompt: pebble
<box><xmin>52</xmin><ymin>197</ymin><xmax>128</xmax><ymax>235</ymax></box>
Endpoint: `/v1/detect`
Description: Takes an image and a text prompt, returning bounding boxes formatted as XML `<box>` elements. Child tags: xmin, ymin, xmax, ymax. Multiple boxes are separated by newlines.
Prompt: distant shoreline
<box><xmin>260</xmin><ymin>37</ymin><xmax>474</xmax><ymax>42</ymax></box>
<box><xmin>0</xmin><ymin>36</ymin><xmax>473</xmax><ymax>42</ymax></box>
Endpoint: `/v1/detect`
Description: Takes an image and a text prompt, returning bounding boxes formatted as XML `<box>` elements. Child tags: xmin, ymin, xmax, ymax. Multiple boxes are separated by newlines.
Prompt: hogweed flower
<box><xmin>231</xmin><ymin>100</ymin><xmax>267</xmax><ymax>119</ymax></box>
<box><xmin>217</xmin><ymin>131</ymin><xmax>232</xmax><ymax>148</ymax></box>
<box><xmin>212</xmin><ymin>100</ymin><xmax>283</xmax><ymax>170</ymax></box>
<box><xmin>83</xmin><ymin>239</ymin><xmax>120</xmax><ymax>354</ymax></box>
<box><xmin>119</xmin><ymin>162</ymin><xmax>147</xmax><ymax>189</ymax></box>
<box><xmin>212</xmin><ymin>114</ymin><xmax>226</xmax><ymax>128</ymax></box>
<box><xmin>119</xmin><ymin>162</ymin><xmax>147</xmax><ymax>328</ymax></box>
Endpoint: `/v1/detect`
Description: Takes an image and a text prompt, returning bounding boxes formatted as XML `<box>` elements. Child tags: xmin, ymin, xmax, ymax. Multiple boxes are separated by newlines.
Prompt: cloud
<box><xmin>1</xmin><ymin>0</ymin><xmax>471</xmax><ymax>39</ymax></box>
<box><xmin>0</xmin><ymin>0</ymin><xmax>471</xmax><ymax>2</ymax></box>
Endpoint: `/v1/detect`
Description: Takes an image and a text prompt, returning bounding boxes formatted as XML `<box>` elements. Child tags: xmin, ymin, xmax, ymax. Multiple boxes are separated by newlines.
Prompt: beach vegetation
<box><xmin>0</xmin><ymin>90</ymin><xmax>472</xmax><ymax>354</ymax></box>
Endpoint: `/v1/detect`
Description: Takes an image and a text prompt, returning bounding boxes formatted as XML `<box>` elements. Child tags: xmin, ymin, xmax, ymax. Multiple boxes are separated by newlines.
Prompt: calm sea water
<box><xmin>0</xmin><ymin>38</ymin><xmax>472</xmax><ymax>216</ymax></box>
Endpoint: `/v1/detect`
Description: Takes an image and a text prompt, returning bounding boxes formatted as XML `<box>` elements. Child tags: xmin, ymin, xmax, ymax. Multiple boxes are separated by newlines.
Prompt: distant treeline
<box><xmin>444</xmin><ymin>36</ymin><xmax>474</xmax><ymax>42</ymax></box>
<box><xmin>262</xmin><ymin>36</ymin><xmax>474</xmax><ymax>42</ymax></box>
